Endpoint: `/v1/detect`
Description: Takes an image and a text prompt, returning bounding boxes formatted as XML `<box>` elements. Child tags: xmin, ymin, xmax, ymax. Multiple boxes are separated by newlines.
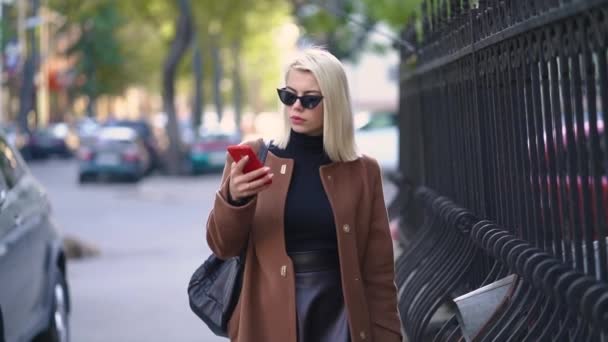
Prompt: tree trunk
<box><xmin>17</xmin><ymin>0</ymin><xmax>40</xmax><ymax>134</ymax></box>
<box><xmin>18</xmin><ymin>57</ymin><xmax>35</xmax><ymax>133</ymax></box>
<box><xmin>86</xmin><ymin>95</ymin><xmax>97</xmax><ymax>118</ymax></box>
<box><xmin>211</xmin><ymin>35</ymin><xmax>223</xmax><ymax>123</ymax></box>
<box><xmin>232</xmin><ymin>40</ymin><xmax>242</xmax><ymax>138</ymax></box>
<box><xmin>162</xmin><ymin>0</ymin><xmax>193</xmax><ymax>175</ymax></box>
<box><xmin>192</xmin><ymin>36</ymin><xmax>204</xmax><ymax>138</ymax></box>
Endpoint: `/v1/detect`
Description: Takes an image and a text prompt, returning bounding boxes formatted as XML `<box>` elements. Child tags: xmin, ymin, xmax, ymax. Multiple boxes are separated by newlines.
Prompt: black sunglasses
<box><xmin>277</xmin><ymin>88</ymin><xmax>324</xmax><ymax>110</ymax></box>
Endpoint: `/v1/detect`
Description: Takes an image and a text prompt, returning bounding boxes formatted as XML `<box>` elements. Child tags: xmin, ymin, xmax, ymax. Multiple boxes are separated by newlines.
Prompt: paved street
<box><xmin>28</xmin><ymin>159</ymin><xmax>397</xmax><ymax>342</ymax></box>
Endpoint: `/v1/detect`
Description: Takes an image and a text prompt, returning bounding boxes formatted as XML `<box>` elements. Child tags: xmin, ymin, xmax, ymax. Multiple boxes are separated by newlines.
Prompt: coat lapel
<box><xmin>254</xmin><ymin>152</ymin><xmax>294</xmax><ymax>259</ymax></box>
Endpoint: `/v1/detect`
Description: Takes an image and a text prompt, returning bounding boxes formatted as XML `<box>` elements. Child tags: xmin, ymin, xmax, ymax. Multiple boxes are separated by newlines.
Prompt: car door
<box><xmin>0</xmin><ymin>166</ymin><xmax>17</xmax><ymax>342</ymax></box>
<box><xmin>0</xmin><ymin>136</ymin><xmax>49</xmax><ymax>342</ymax></box>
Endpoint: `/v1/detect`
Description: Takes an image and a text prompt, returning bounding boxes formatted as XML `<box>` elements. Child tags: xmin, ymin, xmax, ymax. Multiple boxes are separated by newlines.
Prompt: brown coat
<box><xmin>206</xmin><ymin>139</ymin><xmax>402</xmax><ymax>342</ymax></box>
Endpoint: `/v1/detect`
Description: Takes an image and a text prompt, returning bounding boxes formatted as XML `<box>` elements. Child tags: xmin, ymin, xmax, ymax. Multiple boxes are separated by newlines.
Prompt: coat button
<box><xmin>280</xmin><ymin>265</ymin><xmax>287</xmax><ymax>277</ymax></box>
<box><xmin>343</xmin><ymin>224</ymin><xmax>351</xmax><ymax>233</ymax></box>
<box><xmin>360</xmin><ymin>331</ymin><xmax>367</xmax><ymax>340</ymax></box>
<box><xmin>327</xmin><ymin>175</ymin><xmax>332</xmax><ymax>180</ymax></box>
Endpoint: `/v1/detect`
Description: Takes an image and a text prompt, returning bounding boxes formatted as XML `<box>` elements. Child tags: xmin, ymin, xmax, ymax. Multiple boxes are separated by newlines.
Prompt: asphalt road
<box><xmin>28</xmin><ymin>158</ymin><xmax>398</xmax><ymax>342</ymax></box>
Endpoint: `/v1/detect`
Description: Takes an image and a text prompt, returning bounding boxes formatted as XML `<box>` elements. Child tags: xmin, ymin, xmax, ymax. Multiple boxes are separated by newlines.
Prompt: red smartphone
<box><xmin>227</xmin><ymin>145</ymin><xmax>271</xmax><ymax>184</ymax></box>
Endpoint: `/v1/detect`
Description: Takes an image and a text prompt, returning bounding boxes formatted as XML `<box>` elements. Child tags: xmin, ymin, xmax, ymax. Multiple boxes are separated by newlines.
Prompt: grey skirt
<box><xmin>290</xmin><ymin>251</ymin><xmax>351</xmax><ymax>342</ymax></box>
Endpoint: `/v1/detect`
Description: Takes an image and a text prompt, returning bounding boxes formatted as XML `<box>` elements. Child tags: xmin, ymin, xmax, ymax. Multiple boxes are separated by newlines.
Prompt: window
<box><xmin>0</xmin><ymin>138</ymin><xmax>25</xmax><ymax>188</ymax></box>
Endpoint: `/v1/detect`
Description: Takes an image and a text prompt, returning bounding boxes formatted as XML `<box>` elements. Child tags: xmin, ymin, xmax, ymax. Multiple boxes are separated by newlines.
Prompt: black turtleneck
<box><xmin>269</xmin><ymin>130</ymin><xmax>337</xmax><ymax>253</ymax></box>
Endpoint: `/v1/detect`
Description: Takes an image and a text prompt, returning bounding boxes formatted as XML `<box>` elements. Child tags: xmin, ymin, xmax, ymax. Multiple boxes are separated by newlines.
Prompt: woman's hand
<box><xmin>229</xmin><ymin>155</ymin><xmax>274</xmax><ymax>202</ymax></box>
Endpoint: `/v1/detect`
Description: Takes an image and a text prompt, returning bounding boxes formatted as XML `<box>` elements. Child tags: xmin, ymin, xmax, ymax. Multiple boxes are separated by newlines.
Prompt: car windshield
<box><xmin>199</xmin><ymin>133</ymin><xmax>235</xmax><ymax>142</ymax></box>
<box><xmin>105</xmin><ymin>121</ymin><xmax>151</xmax><ymax>138</ymax></box>
<box><xmin>98</xmin><ymin>127</ymin><xmax>137</xmax><ymax>143</ymax></box>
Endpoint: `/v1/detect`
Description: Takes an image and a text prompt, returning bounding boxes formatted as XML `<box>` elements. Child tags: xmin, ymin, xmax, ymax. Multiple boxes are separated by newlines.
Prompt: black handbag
<box><xmin>188</xmin><ymin>139</ymin><xmax>271</xmax><ymax>337</ymax></box>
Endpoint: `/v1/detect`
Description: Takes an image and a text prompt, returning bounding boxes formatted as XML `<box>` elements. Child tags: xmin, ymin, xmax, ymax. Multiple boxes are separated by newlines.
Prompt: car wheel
<box><xmin>78</xmin><ymin>173</ymin><xmax>94</xmax><ymax>184</ymax></box>
<box><xmin>35</xmin><ymin>272</ymin><xmax>70</xmax><ymax>342</ymax></box>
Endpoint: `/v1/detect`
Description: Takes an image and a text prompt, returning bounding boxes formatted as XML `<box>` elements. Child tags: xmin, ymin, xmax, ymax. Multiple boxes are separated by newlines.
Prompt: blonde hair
<box><xmin>274</xmin><ymin>48</ymin><xmax>358</xmax><ymax>162</ymax></box>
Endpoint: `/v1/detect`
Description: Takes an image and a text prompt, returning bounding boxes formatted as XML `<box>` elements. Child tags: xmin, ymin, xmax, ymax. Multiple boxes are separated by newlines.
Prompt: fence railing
<box><xmin>396</xmin><ymin>0</ymin><xmax>608</xmax><ymax>340</ymax></box>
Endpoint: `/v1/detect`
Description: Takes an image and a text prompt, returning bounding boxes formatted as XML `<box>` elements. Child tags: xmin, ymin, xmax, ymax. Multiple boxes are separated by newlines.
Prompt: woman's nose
<box><xmin>292</xmin><ymin>98</ymin><xmax>304</xmax><ymax>110</ymax></box>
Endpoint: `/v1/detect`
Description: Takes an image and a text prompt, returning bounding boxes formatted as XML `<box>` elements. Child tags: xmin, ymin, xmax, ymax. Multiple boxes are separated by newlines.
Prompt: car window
<box><xmin>0</xmin><ymin>137</ymin><xmax>26</xmax><ymax>188</ymax></box>
<box><xmin>358</xmin><ymin>113</ymin><xmax>397</xmax><ymax>131</ymax></box>
<box><xmin>106</xmin><ymin>121</ymin><xmax>151</xmax><ymax>139</ymax></box>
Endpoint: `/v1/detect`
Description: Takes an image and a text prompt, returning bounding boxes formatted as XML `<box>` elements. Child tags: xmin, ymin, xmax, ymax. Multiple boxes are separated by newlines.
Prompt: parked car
<box><xmin>355</xmin><ymin>111</ymin><xmax>399</xmax><ymax>173</ymax></box>
<box><xmin>0</xmin><ymin>132</ymin><xmax>70</xmax><ymax>342</ymax></box>
<box><xmin>103</xmin><ymin>120</ymin><xmax>160</xmax><ymax>173</ymax></box>
<box><xmin>28</xmin><ymin>123</ymin><xmax>77</xmax><ymax>159</ymax></box>
<box><xmin>77</xmin><ymin>126</ymin><xmax>151</xmax><ymax>183</ymax></box>
<box><xmin>184</xmin><ymin>129</ymin><xmax>240</xmax><ymax>174</ymax></box>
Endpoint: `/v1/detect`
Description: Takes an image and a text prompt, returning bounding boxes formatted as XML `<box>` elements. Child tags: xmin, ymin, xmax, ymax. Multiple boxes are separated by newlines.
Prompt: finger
<box><xmin>240</xmin><ymin>181</ymin><xmax>273</xmax><ymax>198</ymax></box>
<box><xmin>241</xmin><ymin>166</ymin><xmax>271</xmax><ymax>182</ymax></box>
<box><xmin>234</xmin><ymin>156</ymin><xmax>249</xmax><ymax>173</ymax></box>
<box><xmin>230</xmin><ymin>161</ymin><xmax>238</xmax><ymax>176</ymax></box>
<box><xmin>230</xmin><ymin>159</ymin><xmax>248</xmax><ymax>178</ymax></box>
<box><xmin>246</xmin><ymin>173</ymin><xmax>274</xmax><ymax>191</ymax></box>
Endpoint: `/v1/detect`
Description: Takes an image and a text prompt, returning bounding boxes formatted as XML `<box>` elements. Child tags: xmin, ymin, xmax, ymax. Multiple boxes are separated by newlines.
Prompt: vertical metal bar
<box><xmin>571</xmin><ymin>41</ymin><xmax>595</xmax><ymax>275</ymax></box>
<box><xmin>497</xmin><ymin>43</ymin><xmax>515</xmax><ymax>231</ymax></box>
<box><xmin>523</xmin><ymin>39</ymin><xmax>539</xmax><ymax>245</ymax></box>
<box><xmin>481</xmin><ymin>50</ymin><xmax>496</xmax><ymax>220</ymax></box>
<box><xmin>530</xmin><ymin>32</ymin><xmax>555</xmax><ymax>251</ymax></box>
<box><xmin>514</xmin><ymin>36</ymin><xmax>536</xmax><ymax>252</ymax></box>
<box><xmin>540</xmin><ymin>29</ymin><xmax>562</xmax><ymax>257</ymax></box>
<box><xmin>441</xmin><ymin>70</ymin><xmax>450</xmax><ymax>194</ymax></box>
<box><xmin>455</xmin><ymin>62</ymin><xmax>469</xmax><ymax>206</ymax></box>
<box><xmin>453</xmin><ymin>67</ymin><xmax>464</xmax><ymax>202</ymax></box>
<box><xmin>581</xmin><ymin>44</ymin><xmax>605</xmax><ymax>281</ymax></box>
<box><xmin>470</xmin><ymin>5</ymin><xmax>487</xmax><ymax>219</ymax></box>
<box><xmin>526</xmin><ymin>39</ymin><xmax>545</xmax><ymax>246</ymax></box>
<box><xmin>445</xmin><ymin>69</ymin><xmax>457</xmax><ymax>198</ymax></box>
<box><xmin>506</xmin><ymin>39</ymin><xmax>525</xmax><ymax>241</ymax></box>
<box><xmin>462</xmin><ymin>61</ymin><xmax>472</xmax><ymax>207</ymax></box>
<box><xmin>596</xmin><ymin>45</ymin><xmax>608</xmax><ymax>284</ymax></box>
<box><xmin>549</xmin><ymin>46</ymin><xmax>567</xmax><ymax>261</ymax></box>
<box><xmin>464</xmin><ymin>58</ymin><xmax>478</xmax><ymax>210</ymax></box>
<box><xmin>558</xmin><ymin>49</ymin><xmax>577</xmax><ymax>268</ymax></box>
<box><xmin>489</xmin><ymin>46</ymin><xmax>506</xmax><ymax>225</ymax></box>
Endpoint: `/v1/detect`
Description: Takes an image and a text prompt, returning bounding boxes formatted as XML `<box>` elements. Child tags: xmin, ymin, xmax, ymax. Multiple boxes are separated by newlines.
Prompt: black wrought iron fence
<box><xmin>396</xmin><ymin>0</ymin><xmax>608</xmax><ymax>341</ymax></box>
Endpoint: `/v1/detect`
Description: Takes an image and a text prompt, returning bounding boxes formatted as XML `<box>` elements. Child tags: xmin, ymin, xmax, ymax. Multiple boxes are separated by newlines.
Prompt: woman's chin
<box><xmin>291</xmin><ymin>125</ymin><xmax>322</xmax><ymax>136</ymax></box>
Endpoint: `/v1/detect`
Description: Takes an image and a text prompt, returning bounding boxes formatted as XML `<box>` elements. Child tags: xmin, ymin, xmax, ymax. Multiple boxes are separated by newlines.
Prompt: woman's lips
<box><xmin>290</xmin><ymin>116</ymin><xmax>305</xmax><ymax>124</ymax></box>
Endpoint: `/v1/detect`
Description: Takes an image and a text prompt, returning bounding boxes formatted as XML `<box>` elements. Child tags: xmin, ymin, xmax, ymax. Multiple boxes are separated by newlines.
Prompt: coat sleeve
<box><xmin>205</xmin><ymin>140</ymin><xmax>260</xmax><ymax>259</ymax></box>
<box><xmin>362</xmin><ymin>157</ymin><xmax>403</xmax><ymax>341</ymax></box>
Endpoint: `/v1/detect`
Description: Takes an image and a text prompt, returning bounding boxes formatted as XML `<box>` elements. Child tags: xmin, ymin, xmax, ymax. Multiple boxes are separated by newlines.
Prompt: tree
<box><xmin>50</xmin><ymin>0</ymin><xmax>129</xmax><ymax>116</ymax></box>
<box><xmin>48</xmin><ymin>0</ymin><xmax>292</xmax><ymax>174</ymax></box>
<box><xmin>191</xmin><ymin>33</ymin><xmax>203</xmax><ymax>134</ymax></box>
<box><xmin>17</xmin><ymin>0</ymin><xmax>39</xmax><ymax>133</ymax></box>
<box><xmin>162</xmin><ymin>0</ymin><xmax>193</xmax><ymax>175</ymax></box>
<box><xmin>291</xmin><ymin>0</ymin><xmax>375</xmax><ymax>61</ymax></box>
<box><xmin>290</xmin><ymin>0</ymin><xmax>423</xmax><ymax>60</ymax></box>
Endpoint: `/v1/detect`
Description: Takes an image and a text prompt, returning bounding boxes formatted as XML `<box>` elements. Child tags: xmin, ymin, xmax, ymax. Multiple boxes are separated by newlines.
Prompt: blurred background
<box><xmin>0</xmin><ymin>0</ymin><xmax>420</xmax><ymax>341</ymax></box>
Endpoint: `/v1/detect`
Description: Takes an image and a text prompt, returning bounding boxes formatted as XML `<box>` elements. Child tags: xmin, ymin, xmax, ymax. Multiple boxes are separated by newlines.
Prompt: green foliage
<box><xmin>48</xmin><ymin>0</ymin><xmax>293</xmax><ymax>111</ymax></box>
<box><xmin>292</xmin><ymin>0</ymin><xmax>424</xmax><ymax>60</ymax></box>
<box><xmin>292</xmin><ymin>0</ymin><xmax>374</xmax><ymax>61</ymax></box>
<box><xmin>361</xmin><ymin>0</ymin><xmax>422</xmax><ymax>29</ymax></box>
<box><xmin>50</xmin><ymin>0</ymin><xmax>129</xmax><ymax>101</ymax></box>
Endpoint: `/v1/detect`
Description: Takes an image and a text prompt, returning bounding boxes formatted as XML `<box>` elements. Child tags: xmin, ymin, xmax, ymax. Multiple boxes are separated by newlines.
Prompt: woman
<box><xmin>206</xmin><ymin>48</ymin><xmax>402</xmax><ymax>342</ymax></box>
